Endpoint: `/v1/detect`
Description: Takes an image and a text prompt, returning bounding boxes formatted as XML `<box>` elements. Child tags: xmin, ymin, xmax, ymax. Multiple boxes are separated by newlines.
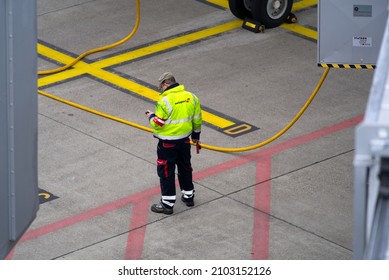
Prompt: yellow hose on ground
<box><xmin>38</xmin><ymin>0</ymin><xmax>141</xmax><ymax>75</ymax></box>
<box><xmin>201</xmin><ymin>67</ymin><xmax>330</xmax><ymax>152</ymax></box>
<box><xmin>38</xmin><ymin>89</ymin><xmax>153</xmax><ymax>133</ymax></box>
<box><xmin>38</xmin><ymin>68</ymin><xmax>330</xmax><ymax>153</ymax></box>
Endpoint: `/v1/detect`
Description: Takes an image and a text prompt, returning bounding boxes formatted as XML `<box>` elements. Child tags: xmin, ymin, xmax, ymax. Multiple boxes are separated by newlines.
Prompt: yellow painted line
<box><xmin>38</xmin><ymin>68</ymin><xmax>85</xmax><ymax>87</ymax></box>
<box><xmin>93</xmin><ymin>20</ymin><xmax>242</xmax><ymax>69</ymax></box>
<box><xmin>207</xmin><ymin>0</ymin><xmax>229</xmax><ymax>9</ymax></box>
<box><xmin>207</xmin><ymin>0</ymin><xmax>317</xmax><ymax>11</ymax></box>
<box><xmin>38</xmin><ymin>20</ymin><xmax>242</xmax><ymax>87</ymax></box>
<box><xmin>292</xmin><ymin>0</ymin><xmax>317</xmax><ymax>12</ymax></box>
<box><xmin>39</xmin><ymin>44</ymin><xmax>162</xmax><ymax>100</ymax></box>
<box><xmin>208</xmin><ymin>0</ymin><xmax>318</xmax><ymax>11</ymax></box>
<box><xmin>282</xmin><ymin>0</ymin><xmax>318</xmax><ymax>40</ymax></box>
<box><xmin>281</xmin><ymin>23</ymin><xmax>317</xmax><ymax>40</ymax></box>
<box><xmin>38</xmin><ymin>37</ymin><xmax>238</xmax><ymax>127</ymax></box>
<box><xmin>38</xmin><ymin>44</ymin><xmax>89</xmax><ymax>87</ymax></box>
<box><xmin>202</xmin><ymin>111</ymin><xmax>234</xmax><ymax>128</ymax></box>
<box><xmin>86</xmin><ymin>67</ymin><xmax>235</xmax><ymax>127</ymax></box>
<box><xmin>38</xmin><ymin>44</ymin><xmax>80</xmax><ymax>67</ymax></box>
<box><xmin>89</xmin><ymin>67</ymin><xmax>160</xmax><ymax>101</ymax></box>
<box><xmin>40</xmin><ymin>88</ymin><xmax>233</xmax><ymax>134</ymax></box>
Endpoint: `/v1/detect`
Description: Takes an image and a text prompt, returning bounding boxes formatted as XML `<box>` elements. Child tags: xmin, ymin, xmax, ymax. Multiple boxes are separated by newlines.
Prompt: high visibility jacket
<box><xmin>149</xmin><ymin>84</ymin><xmax>202</xmax><ymax>140</ymax></box>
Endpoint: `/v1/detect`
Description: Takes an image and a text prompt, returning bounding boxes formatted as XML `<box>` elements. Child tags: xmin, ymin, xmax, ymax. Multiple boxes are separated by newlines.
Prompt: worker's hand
<box><xmin>145</xmin><ymin>110</ymin><xmax>153</xmax><ymax>117</ymax></box>
<box><xmin>192</xmin><ymin>139</ymin><xmax>201</xmax><ymax>154</ymax></box>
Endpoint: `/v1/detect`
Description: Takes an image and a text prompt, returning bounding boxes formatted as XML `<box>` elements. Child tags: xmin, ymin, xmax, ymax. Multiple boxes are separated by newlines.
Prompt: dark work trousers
<box><xmin>157</xmin><ymin>138</ymin><xmax>194</xmax><ymax>209</ymax></box>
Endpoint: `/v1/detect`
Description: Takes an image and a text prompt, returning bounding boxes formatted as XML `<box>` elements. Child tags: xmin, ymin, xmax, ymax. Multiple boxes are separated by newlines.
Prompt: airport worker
<box><xmin>145</xmin><ymin>72</ymin><xmax>202</xmax><ymax>215</ymax></box>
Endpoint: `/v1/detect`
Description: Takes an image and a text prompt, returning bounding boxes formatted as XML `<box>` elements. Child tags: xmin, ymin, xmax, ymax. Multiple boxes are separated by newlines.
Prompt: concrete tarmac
<box><xmin>8</xmin><ymin>0</ymin><xmax>374</xmax><ymax>260</ymax></box>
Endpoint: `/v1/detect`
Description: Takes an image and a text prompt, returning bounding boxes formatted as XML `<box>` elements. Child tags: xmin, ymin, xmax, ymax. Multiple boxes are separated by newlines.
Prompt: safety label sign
<box><xmin>353</xmin><ymin>36</ymin><xmax>372</xmax><ymax>47</ymax></box>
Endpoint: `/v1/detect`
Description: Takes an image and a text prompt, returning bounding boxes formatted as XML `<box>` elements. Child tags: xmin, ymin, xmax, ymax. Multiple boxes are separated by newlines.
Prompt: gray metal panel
<box><xmin>318</xmin><ymin>0</ymin><xmax>389</xmax><ymax>65</ymax></box>
<box><xmin>0</xmin><ymin>0</ymin><xmax>39</xmax><ymax>259</ymax></box>
<box><xmin>353</xmin><ymin>2</ymin><xmax>389</xmax><ymax>259</ymax></box>
<box><xmin>11</xmin><ymin>0</ymin><xmax>39</xmax><ymax>240</ymax></box>
<box><xmin>365</xmin><ymin>196</ymin><xmax>389</xmax><ymax>259</ymax></box>
<box><xmin>0</xmin><ymin>0</ymin><xmax>9</xmax><ymax>260</ymax></box>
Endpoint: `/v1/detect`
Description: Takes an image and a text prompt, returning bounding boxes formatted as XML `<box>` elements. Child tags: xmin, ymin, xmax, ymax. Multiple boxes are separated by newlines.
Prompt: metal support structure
<box><xmin>364</xmin><ymin>160</ymin><xmax>389</xmax><ymax>259</ymax></box>
<box><xmin>353</xmin><ymin>3</ymin><xmax>389</xmax><ymax>259</ymax></box>
<box><xmin>318</xmin><ymin>0</ymin><xmax>388</xmax><ymax>69</ymax></box>
<box><xmin>0</xmin><ymin>0</ymin><xmax>39</xmax><ymax>259</ymax></box>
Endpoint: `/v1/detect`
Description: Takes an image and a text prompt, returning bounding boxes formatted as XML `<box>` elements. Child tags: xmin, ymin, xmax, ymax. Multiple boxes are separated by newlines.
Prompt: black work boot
<box><xmin>181</xmin><ymin>195</ymin><xmax>194</xmax><ymax>207</ymax></box>
<box><xmin>151</xmin><ymin>202</ymin><xmax>173</xmax><ymax>215</ymax></box>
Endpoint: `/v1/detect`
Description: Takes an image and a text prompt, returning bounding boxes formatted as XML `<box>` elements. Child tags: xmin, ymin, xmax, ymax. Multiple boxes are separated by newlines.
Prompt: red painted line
<box><xmin>5</xmin><ymin>248</ymin><xmax>15</xmax><ymax>260</ymax></box>
<box><xmin>193</xmin><ymin>156</ymin><xmax>252</xmax><ymax>181</ymax></box>
<box><xmin>194</xmin><ymin>115</ymin><xmax>363</xmax><ymax>181</ymax></box>
<box><xmin>124</xmin><ymin>199</ymin><xmax>150</xmax><ymax>260</ymax></box>
<box><xmin>249</xmin><ymin>115</ymin><xmax>362</xmax><ymax>259</ymax></box>
<box><xmin>20</xmin><ymin>186</ymin><xmax>159</xmax><ymax>243</ymax></box>
<box><xmin>13</xmin><ymin>114</ymin><xmax>363</xmax><ymax>259</ymax></box>
<box><xmin>243</xmin><ymin>115</ymin><xmax>363</xmax><ymax>163</ymax></box>
<box><xmin>254</xmin><ymin>115</ymin><xmax>364</xmax><ymax>158</ymax></box>
<box><xmin>252</xmin><ymin>156</ymin><xmax>272</xmax><ymax>260</ymax></box>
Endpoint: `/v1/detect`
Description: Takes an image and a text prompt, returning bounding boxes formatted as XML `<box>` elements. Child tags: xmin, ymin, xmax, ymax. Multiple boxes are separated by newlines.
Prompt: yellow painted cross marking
<box><xmin>38</xmin><ymin>21</ymin><xmax>242</xmax><ymax>129</ymax></box>
<box><xmin>39</xmin><ymin>20</ymin><xmax>242</xmax><ymax>87</ymax></box>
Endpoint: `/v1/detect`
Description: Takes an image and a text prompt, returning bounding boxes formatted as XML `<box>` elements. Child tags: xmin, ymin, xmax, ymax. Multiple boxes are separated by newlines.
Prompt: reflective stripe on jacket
<box><xmin>150</xmin><ymin>84</ymin><xmax>202</xmax><ymax>140</ymax></box>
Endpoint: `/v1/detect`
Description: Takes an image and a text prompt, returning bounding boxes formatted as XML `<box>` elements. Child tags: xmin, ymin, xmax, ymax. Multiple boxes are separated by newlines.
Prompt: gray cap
<box><xmin>158</xmin><ymin>72</ymin><xmax>174</xmax><ymax>89</ymax></box>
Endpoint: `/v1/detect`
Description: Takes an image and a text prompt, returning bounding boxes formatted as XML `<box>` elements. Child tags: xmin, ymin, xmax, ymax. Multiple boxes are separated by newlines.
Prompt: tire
<box><xmin>251</xmin><ymin>0</ymin><xmax>293</xmax><ymax>28</ymax></box>
<box><xmin>228</xmin><ymin>0</ymin><xmax>252</xmax><ymax>19</ymax></box>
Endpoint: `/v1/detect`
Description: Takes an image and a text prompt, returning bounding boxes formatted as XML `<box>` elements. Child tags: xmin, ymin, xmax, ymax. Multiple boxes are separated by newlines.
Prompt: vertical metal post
<box><xmin>6</xmin><ymin>0</ymin><xmax>16</xmax><ymax>241</ymax></box>
<box><xmin>0</xmin><ymin>0</ymin><xmax>39</xmax><ymax>259</ymax></box>
<box><xmin>352</xmin><ymin>152</ymin><xmax>369</xmax><ymax>259</ymax></box>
